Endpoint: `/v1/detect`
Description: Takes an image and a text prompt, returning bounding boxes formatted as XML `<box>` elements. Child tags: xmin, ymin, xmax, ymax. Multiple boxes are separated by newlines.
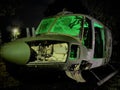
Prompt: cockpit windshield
<box><xmin>36</xmin><ymin>15</ymin><xmax>84</xmax><ymax>36</ymax></box>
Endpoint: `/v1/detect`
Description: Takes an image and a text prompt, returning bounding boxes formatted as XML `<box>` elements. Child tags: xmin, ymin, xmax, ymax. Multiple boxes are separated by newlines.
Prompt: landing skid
<box><xmin>82</xmin><ymin>63</ymin><xmax>119</xmax><ymax>86</ymax></box>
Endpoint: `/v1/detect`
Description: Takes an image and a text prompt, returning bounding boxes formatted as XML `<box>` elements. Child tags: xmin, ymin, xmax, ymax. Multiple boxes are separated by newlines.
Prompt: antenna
<box><xmin>57</xmin><ymin>8</ymin><xmax>73</xmax><ymax>15</ymax></box>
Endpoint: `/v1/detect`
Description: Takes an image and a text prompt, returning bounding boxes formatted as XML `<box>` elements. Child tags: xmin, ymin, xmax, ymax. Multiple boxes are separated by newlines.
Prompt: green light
<box><xmin>84</xmin><ymin>21</ymin><xmax>89</xmax><ymax>28</ymax></box>
<box><xmin>36</xmin><ymin>18</ymin><xmax>55</xmax><ymax>35</ymax></box>
<box><xmin>50</xmin><ymin>16</ymin><xmax>83</xmax><ymax>36</ymax></box>
<box><xmin>70</xmin><ymin>50</ymin><xmax>75</xmax><ymax>60</ymax></box>
<box><xmin>94</xmin><ymin>22</ymin><xmax>103</xmax><ymax>28</ymax></box>
<box><xmin>36</xmin><ymin>15</ymin><xmax>83</xmax><ymax>36</ymax></box>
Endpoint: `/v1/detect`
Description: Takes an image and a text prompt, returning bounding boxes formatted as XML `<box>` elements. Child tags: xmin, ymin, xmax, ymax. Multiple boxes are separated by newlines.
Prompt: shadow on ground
<box><xmin>0</xmin><ymin>58</ymin><xmax>120</xmax><ymax>90</ymax></box>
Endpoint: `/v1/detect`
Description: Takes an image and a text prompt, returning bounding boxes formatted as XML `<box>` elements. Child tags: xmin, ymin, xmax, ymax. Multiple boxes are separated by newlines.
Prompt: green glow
<box><xmin>36</xmin><ymin>15</ymin><xmax>83</xmax><ymax>36</ymax></box>
<box><xmin>36</xmin><ymin>18</ymin><xmax>55</xmax><ymax>34</ymax></box>
<box><xmin>84</xmin><ymin>21</ymin><xmax>89</xmax><ymax>28</ymax></box>
<box><xmin>94</xmin><ymin>22</ymin><xmax>103</xmax><ymax>28</ymax></box>
<box><xmin>69</xmin><ymin>50</ymin><xmax>75</xmax><ymax>60</ymax></box>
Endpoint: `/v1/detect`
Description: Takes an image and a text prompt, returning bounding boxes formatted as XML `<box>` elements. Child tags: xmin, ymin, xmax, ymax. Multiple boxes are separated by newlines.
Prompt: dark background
<box><xmin>0</xmin><ymin>0</ymin><xmax>120</xmax><ymax>44</ymax></box>
<box><xmin>0</xmin><ymin>0</ymin><xmax>120</xmax><ymax>89</ymax></box>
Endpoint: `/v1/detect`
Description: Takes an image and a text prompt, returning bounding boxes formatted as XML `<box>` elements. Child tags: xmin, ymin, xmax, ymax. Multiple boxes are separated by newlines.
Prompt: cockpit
<box><xmin>35</xmin><ymin>15</ymin><xmax>84</xmax><ymax>37</ymax></box>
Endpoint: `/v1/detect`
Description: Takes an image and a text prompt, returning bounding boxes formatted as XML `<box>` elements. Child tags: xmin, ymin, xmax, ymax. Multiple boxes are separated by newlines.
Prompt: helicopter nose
<box><xmin>0</xmin><ymin>42</ymin><xmax>30</xmax><ymax>65</ymax></box>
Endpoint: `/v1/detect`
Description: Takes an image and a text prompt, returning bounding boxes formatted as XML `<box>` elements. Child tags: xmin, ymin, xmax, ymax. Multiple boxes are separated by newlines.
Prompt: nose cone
<box><xmin>0</xmin><ymin>42</ymin><xmax>30</xmax><ymax>65</ymax></box>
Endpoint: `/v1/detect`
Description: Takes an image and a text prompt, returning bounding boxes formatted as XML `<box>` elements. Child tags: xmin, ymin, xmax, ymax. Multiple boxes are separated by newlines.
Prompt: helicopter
<box><xmin>0</xmin><ymin>11</ymin><xmax>117</xmax><ymax>85</ymax></box>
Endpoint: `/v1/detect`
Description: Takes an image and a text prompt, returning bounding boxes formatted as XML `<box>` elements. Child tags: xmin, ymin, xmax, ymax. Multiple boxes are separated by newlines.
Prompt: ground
<box><xmin>0</xmin><ymin>58</ymin><xmax>120</xmax><ymax>90</ymax></box>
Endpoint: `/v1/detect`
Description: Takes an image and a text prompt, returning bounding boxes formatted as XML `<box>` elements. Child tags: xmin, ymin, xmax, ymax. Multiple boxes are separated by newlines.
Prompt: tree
<box><xmin>0</xmin><ymin>0</ymin><xmax>23</xmax><ymax>43</ymax></box>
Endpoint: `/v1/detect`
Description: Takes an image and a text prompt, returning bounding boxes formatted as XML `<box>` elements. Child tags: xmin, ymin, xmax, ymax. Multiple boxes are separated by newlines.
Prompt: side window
<box><xmin>94</xmin><ymin>22</ymin><xmax>105</xmax><ymax>58</ymax></box>
<box><xmin>69</xmin><ymin>45</ymin><xmax>80</xmax><ymax>60</ymax></box>
<box><xmin>82</xmin><ymin>18</ymin><xmax>92</xmax><ymax>49</ymax></box>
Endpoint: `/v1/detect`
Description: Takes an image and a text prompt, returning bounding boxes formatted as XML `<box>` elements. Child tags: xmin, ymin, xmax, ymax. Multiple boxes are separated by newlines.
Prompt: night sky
<box><xmin>0</xmin><ymin>0</ymin><xmax>120</xmax><ymax>28</ymax></box>
<box><xmin>0</xmin><ymin>0</ymin><xmax>55</xmax><ymax>27</ymax></box>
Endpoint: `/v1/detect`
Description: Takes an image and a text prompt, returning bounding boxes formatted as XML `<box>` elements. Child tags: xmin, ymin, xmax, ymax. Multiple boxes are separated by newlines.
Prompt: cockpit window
<box><xmin>69</xmin><ymin>44</ymin><xmax>80</xmax><ymax>60</ymax></box>
<box><xmin>36</xmin><ymin>18</ymin><xmax>55</xmax><ymax>34</ymax></box>
<box><xmin>82</xmin><ymin>18</ymin><xmax>92</xmax><ymax>48</ymax></box>
<box><xmin>36</xmin><ymin>15</ymin><xmax>83</xmax><ymax>36</ymax></box>
<box><xmin>93</xmin><ymin>22</ymin><xmax>105</xmax><ymax>58</ymax></box>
